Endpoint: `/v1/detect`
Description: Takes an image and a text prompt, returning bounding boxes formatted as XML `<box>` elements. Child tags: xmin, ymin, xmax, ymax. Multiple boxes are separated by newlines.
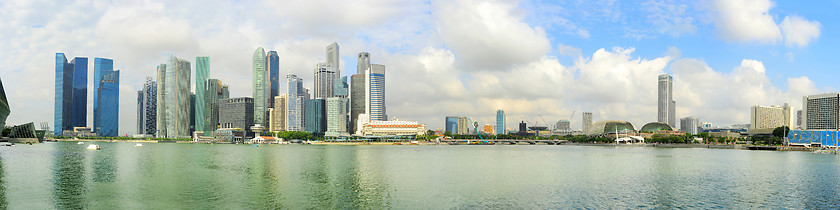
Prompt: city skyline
<box><xmin>3</xmin><ymin>0</ymin><xmax>839</xmax><ymax>134</ymax></box>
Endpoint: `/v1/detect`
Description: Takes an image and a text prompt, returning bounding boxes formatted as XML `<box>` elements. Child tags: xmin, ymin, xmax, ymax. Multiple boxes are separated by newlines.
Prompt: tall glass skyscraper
<box><xmin>367</xmin><ymin>64</ymin><xmax>386</xmax><ymax>121</ymax></box>
<box><xmin>203</xmin><ymin>78</ymin><xmax>226</xmax><ymax>136</ymax></box>
<box><xmin>495</xmin><ymin>109</ymin><xmax>505</xmax><ymax>135</ymax></box>
<box><xmin>93</xmin><ymin>58</ymin><xmax>113</xmax><ymax>135</ymax></box>
<box><xmin>156</xmin><ymin>64</ymin><xmax>167</xmax><ymax>137</ymax></box>
<box><xmin>286</xmin><ymin>74</ymin><xmax>305</xmax><ymax>131</ymax></box>
<box><xmin>97</xmin><ymin>69</ymin><xmax>120</xmax><ymax>137</ymax></box>
<box><xmin>445</xmin><ymin>116</ymin><xmax>459</xmax><ymax>134</ymax></box>
<box><xmin>137</xmin><ymin>77</ymin><xmax>156</xmax><ymax>135</ymax></box>
<box><xmin>163</xmin><ymin>56</ymin><xmax>191</xmax><ymax>138</ymax></box>
<box><xmin>304</xmin><ymin>99</ymin><xmax>326</xmax><ymax>133</ymax></box>
<box><xmin>54</xmin><ymin>53</ymin><xmax>88</xmax><ymax>136</ymax></box>
<box><xmin>195</xmin><ymin>57</ymin><xmax>209</xmax><ymax>135</ymax></box>
<box><xmin>253</xmin><ymin>47</ymin><xmax>267</xmax><ymax>126</ymax></box>
<box><xmin>350</xmin><ymin>52</ymin><xmax>370</xmax><ymax>134</ymax></box>
<box><xmin>266</xmin><ymin>51</ymin><xmax>280</xmax><ymax>108</ymax></box>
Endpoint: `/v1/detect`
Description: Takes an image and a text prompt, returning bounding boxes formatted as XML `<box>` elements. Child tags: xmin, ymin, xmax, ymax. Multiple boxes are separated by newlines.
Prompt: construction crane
<box><xmin>539</xmin><ymin>115</ymin><xmax>549</xmax><ymax>129</ymax></box>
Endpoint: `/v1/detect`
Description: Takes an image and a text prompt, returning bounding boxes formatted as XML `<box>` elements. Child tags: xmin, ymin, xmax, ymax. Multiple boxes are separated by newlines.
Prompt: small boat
<box><xmin>252</xmin><ymin>144</ymin><xmax>260</xmax><ymax>147</ymax></box>
<box><xmin>86</xmin><ymin>144</ymin><xmax>100</xmax><ymax>150</ymax></box>
<box><xmin>393</xmin><ymin>143</ymin><xmax>402</xmax><ymax>145</ymax></box>
<box><xmin>77</xmin><ymin>142</ymin><xmax>85</xmax><ymax>145</ymax></box>
<box><xmin>135</xmin><ymin>143</ymin><xmax>144</xmax><ymax>147</ymax></box>
<box><xmin>410</xmin><ymin>141</ymin><xmax>419</xmax><ymax>145</ymax></box>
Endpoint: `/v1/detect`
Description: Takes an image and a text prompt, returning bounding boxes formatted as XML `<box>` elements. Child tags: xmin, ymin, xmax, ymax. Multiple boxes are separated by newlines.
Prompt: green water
<box><xmin>1</xmin><ymin>142</ymin><xmax>839</xmax><ymax>209</ymax></box>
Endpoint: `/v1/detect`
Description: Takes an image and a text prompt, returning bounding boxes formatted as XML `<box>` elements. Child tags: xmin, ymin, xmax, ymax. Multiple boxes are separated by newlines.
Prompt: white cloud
<box><xmin>434</xmin><ymin>0</ymin><xmax>551</xmax><ymax>71</ymax></box>
<box><xmin>780</xmin><ymin>15</ymin><xmax>821</xmax><ymax>47</ymax></box>
<box><xmin>712</xmin><ymin>0</ymin><xmax>782</xmax><ymax>44</ymax></box>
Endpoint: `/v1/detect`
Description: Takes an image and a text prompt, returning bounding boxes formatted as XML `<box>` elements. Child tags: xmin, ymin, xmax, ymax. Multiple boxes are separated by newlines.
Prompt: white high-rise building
<box><xmin>582</xmin><ymin>112</ymin><xmax>593</xmax><ymax>132</ymax></box>
<box><xmin>802</xmin><ymin>93</ymin><xmax>840</xmax><ymax>130</ymax></box>
<box><xmin>271</xmin><ymin>95</ymin><xmax>286</xmax><ymax>132</ymax></box>
<box><xmin>680</xmin><ymin>116</ymin><xmax>699</xmax><ymax>134</ymax></box>
<box><xmin>366</xmin><ymin>64</ymin><xmax>386</xmax><ymax>122</ymax></box>
<box><xmin>658</xmin><ymin>74</ymin><xmax>676</xmax><ymax>127</ymax></box>
<box><xmin>286</xmin><ymin>74</ymin><xmax>305</xmax><ymax>131</ymax></box>
<box><xmin>750</xmin><ymin>104</ymin><xmax>794</xmax><ymax>132</ymax></box>
<box><xmin>326</xmin><ymin>97</ymin><xmax>348</xmax><ymax>135</ymax></box>
<box><xmin>314</xmin><ymin>62</ymin><xmax>336</xmax><ymax>99</ymax></box>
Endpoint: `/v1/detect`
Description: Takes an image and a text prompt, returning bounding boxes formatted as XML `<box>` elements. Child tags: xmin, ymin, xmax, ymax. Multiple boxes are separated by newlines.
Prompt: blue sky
<box><xmin>0</xmin><ymin>0</ymin><xmax>834</xmax><ymax>133</ymax></box>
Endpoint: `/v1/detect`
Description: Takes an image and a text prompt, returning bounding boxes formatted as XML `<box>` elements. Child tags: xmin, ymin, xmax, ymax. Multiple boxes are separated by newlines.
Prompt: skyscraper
<box><xmin>802</xmin><ymin>93</ymin><xmax>840</xmax><ymax>130</ymax></box>
<box><xmin>163</xmin><ymin>56</ymin><xmax>191</xmax><ymax>138</ymax></box>
<box><xmin>0</xmin><ymin>77</ymin><xmax>8</xmax><ymax>130</ymax></box>
<box><xmin>326</xmin><ymin>42</ymin><xmax>340</xmax><ymax>76</ymax></box>
<box><xmin>658</xmin><ymin>74</ymin><xmax>675</xmax><ymax>127</ymax></box>
<box><xmin>445</xmin><ymin>116</ymin><xmax>459</xmax><ymax>134</ymax></box>
<box><xmin>156</xmin><ymin>64</ymin><xmax>167</xmax><ymax>137</ymax></box>
<box><xmin>350</xmin><ymin>52</ymin><xmax>370</xmax><ymax>134</ymax></box>
<box><xmin>286</xmin><ymin>74</ymin><xmax>305</xmax><ymax>131</ymax></box>
<box><xmin>54</xmin><ymin>53</ymin><xmax>88</xmax><ymax>136</ymax></box>
<box><xmin>326</xmin><ymin>97</ymin><xmax>348</xmax><ymax>135</ymax></box>
<box><xmin>93</xmin><ymin>58</ymin><xmax>113</xmax><ymax>135</ymax></box>
<box><xmin>96</xmin><ymin>67</ymin><xmax>119</xmax><ymax>137</ymax></box>
<box><xmin>204</xmin><ymin>79</ymin><xmax>226</xmax><ymax>136</ymax></box>
<box><xmin>314</xmin><ymin>62</ymin><xmax>336</xmax><ymax>99</ymax></box>
<box><xmin>253</xmin><ymin>47</ymin><xmax>267</xmax><ymax>127</ymax></box>
<box><xmin>582</xmin><ymin>112</ymin><xmax>593</xmax><ymax>132</ymax></box>
<box><xmin>137</xmin><ymin>77</ymin><xmax>156</xmax><ymax>135</ymax></box>
<box><xmin>271</xmin><ymin>94</ymin><xmax>286</xmax><ymax>132</ymax></box>
<box><xmin>266</xmin><ymin>51</ymin><xmax>280</xmax><ymax>108</ymax></box>
<box><xmin>219</xmin><ymin>97</ymin><xmax>254</xmax><ymax>136</ymax></box>
<box><xmin>304</xmin><ymin>99</ymin><xmax>326</xmax><ymax>133</ymax></box>
<box><xmin>367</xmin><ymin>64</ymin><xmax>386</xmax><ymax>122</ymax></box>
<box><xmin>495</xmin><ymin>109</ymin><xmax>505</xmax><ymax>135</ymax></box>
<box><xmin>195</xmin><ymin>56</ymin><xmax>209</xmax><ymax>135</ymax></box>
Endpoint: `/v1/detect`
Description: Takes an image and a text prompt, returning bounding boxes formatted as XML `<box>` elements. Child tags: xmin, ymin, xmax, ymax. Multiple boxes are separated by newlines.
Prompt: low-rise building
<box><xmin>360</xmin><ymin>120</ymin><xmax>426</xmax><ymax>136</ymax></box>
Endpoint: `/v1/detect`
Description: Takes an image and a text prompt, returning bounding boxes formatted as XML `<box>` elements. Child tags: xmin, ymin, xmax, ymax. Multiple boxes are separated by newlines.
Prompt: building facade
<box><xmin>457</xmin><ymin>117</ymin><xmax>469</xmax><ymax>134</ymax></box>
<box><xmin>137</xmin><ymin>77</ymin><xmax>156</xmax><ymax>135</ymax></box>
<box><xmin>203</xmin><ymin>79</ymin><xmax>226</xmax><ymax>136</ymax></box>
<box><xmin>680</xmin><ymin>116</ymin><xmax>699</xmax><ymax>134</ymax></box>
<box><xmin>155</xmin><ymin>64</ymin><xmax>167</xmax><ymax>137</ymax></box>
<box><xmin>195</xmin><ymin>56</ymin><xmax>209</xmax><ymax>134</ymax></box>
<box><xmin>496</xmin><ymin>109</ymin><xmax>505</xmax><ymax>135</ymax></box>
<box><xmin>219</xmin><ymin>97</ymin><xmax>254</xmax><ymax>136</ymax></box>
<box><xmin>1</xmin><ymin>77</ymin><xmax>9</xmax><ymax>129</ymax></box>
<box><xmin>359</xmin><ymin>120</ymin><xmax>426</xmax><ymax>136</ymax></box>
<box><xmin>271</xmin><ymin>95</ymin><xmax>286</xmax><ymax>132</ymax></box>
<box><xmin>286</xmin><ymin>74</ymin><xmax>306</xmax><ymax>131</ymax></box>
<box><xmin>750</xmin><ymin>104</ymin><xmax>794</xmax><ymax>132</ymax></box>
<box><xmin>582</xmin><ymin>112</ymin><xmax>593</xmax><ymax>132</ymax></box>
<box><xmin>658</xmin><ymin>74</ymin><xmax>676</xmax><ymax>127</ymax></box>
<box><xmin>314</xmin><ymin>62</ymin><xmax>336</xmax><ymax>99</ymax></box>
<box><xmin>93</xmin><ymin>58</ymin><xmax>119</xmax><ymax>137</ymax></box>
<box><xmin>162</xmin><ymin>56</ymin><xmax>191</xmax><ymax>138</ymax></box>
<box><xmin>54</xmin><ymin>53</ymin><xmax>88</xmax><ymax>136</ymax></box>
<box><xmin>266</xmin><ymin>51</ymin><xmax>280</xmax><ymax>108</ymax></box>
<box><xmin>326</xmin><ymin>97</ymin><xmax>348</xmax><ymax>135</ymax></box>
<box><xmin>304</xmin><ymin>99</ymin><xmax>326</xmax><ymax>133</ymax></box>
<box><xmin>445</xmin><ymin>116</ymin><xmax>459</xmax><ymax>134</ymax></box>
<box><xmin>802</xmin><ymin>93</ymin><xmax>840</xmax><ymax>130</ymax></box>
<box><xmin>367</xmin><ymin>64</ymin><xmax>386</xmax><ymax>121</ymax></box>
<box><xmin>252</xmin><ymin>47</ymin><xmax>267</xmax><ymax>127</ymax></box>
<box><xmin>93</xmin><ymin>58</ymin><xmax>113</xmax><ymax>135</ymax></box>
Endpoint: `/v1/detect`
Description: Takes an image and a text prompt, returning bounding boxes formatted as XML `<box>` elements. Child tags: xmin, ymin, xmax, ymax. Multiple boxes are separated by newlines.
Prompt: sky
<box><xmin>1</xmin><ymin>0</ymin><xmax>838</xmax><ymax>134</ymax></box>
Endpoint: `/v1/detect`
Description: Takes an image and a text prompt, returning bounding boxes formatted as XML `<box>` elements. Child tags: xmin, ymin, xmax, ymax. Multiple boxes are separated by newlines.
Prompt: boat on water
<box><xmin>77</xmin><ymin>142</ymin><xmax>85</xmax><ymax>145</ymax></box>
<box><xmin>135</xmin><ymin>143</ymin><xmax>143</xmax><ymax>147</ymax></box>
<box><xmin>410</xmin><ymin>141</ymin><xmax>419</xmax><ymax>145</ymax></box>
<box><xmin>86</xmin><ymin>144</ymin><xmax>100</xmax><ymax>150</ymax></box>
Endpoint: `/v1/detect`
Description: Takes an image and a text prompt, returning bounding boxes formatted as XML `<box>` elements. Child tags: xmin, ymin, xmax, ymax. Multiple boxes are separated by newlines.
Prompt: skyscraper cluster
<box><xmin>54</xmin><ymin>53</ymin><xmax>119</xmax><ymax>137</ymax></box>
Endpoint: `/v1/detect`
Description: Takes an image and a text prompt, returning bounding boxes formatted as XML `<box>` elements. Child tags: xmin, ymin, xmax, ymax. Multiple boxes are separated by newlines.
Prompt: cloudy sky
<box><xmin>1</xmin><ymin>0</ymin><xmax>837</xmax><ymax>134</ymax></box>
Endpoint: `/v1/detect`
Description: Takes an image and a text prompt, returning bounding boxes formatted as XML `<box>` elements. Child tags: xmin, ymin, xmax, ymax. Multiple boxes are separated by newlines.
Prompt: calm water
<box><xmin>0</xmin><ymin>142</ymin><xmax>839</xmax><ymax>209</ymax></box>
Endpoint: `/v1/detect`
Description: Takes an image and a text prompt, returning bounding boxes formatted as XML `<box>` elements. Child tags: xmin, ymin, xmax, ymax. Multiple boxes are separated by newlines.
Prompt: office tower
<box><xmin>334</xmin><ymin>76</ymin><xmax>348</xmax><ymax>97</ymax></box>
<box><xmin>445</xmin><ymin>116</ymin><xmax>459</xmax><ymax>134</ymax></box>
<box><xmin>163</xmin><ymin>56</ymin><xmax>191</xmax><ymax>138</ymax></box>
<box><xmin>457</xmin><ymin>116</ymin><xmax>469</xmax><ymax>134</ymax></box>
<box><xmin>54</xmin><ymin>53</ymin><xmax>88</xmax><ymax>136</ymax></box>
<box><xmin>203</xmin><ymin>79</ymin><xmax>225</xmax><ymax>136</ymax></box>
<box><xmin>190</xmin><ymin>93</ymin><xmax>195</xmax><ymax>136</ymax></box>
<box><xmin>253</xmin><ymin>47</ymin><xmax>267</xmax><ymax>127</ymax></box>
<box><xmin>495</xmin><ymin>109</ymin><xmax>505</xmax><ymax>135</ymax></box>
<box><xmin>519</xmin><ymin>121</ymin><xmax>527</xmax><ymax>133</ymax></box>
<box><xmin>266</xmin><ymin>51</ymin><xmax>280</xmax><ymax>108</ymax></box>
<box><xmin>286</xmin><ymin>74</ymin><xmax>306</xmax><ymax>131</ymax></box>
<box><xmin>582</xmin><ymin>112</ymin><xmax>593</xmax><ymax>132</ymax></box>
<box><xmin>0</xmin><ymin>77</ymin><xmax>8</xmax><ymax>129</ymax></box>
<box><xmin>658</xmin><ymin>74</ymin><xmax>676</xmax><ymax>127</ymax></box>
<box><xmin>271</xmin><ymin>94</ymin><xmax>286</xmax><ymax>132</ymax></box>
<box><xmin>156</xmin><ymin>64</ymin><xmax>167</xmax><ymax>137</ymax></box>
<box><xmin>750</xmin><ymin>104</ymin><xmax>794</xmax><ymax>131</ymax></box>
<box><xmin>366</xmin><ymin>64</ymin><xmax>386</xmax><ymax>122</ymax></box>
<box><xmin>680</xmin><ymin>116</ymin><xmax>699</xmax><ymax>134</ymax></box>
<box><xmin>221</xmin><ymin>85</ymin><xmax>229</xmax><ymax>99</ymax></box>
<box><xmin>357</xmin><ymin>52</ymin><xmax>369</xmax><ymax>74</ymax></box>
<box><xmin>326</xmin><ymin>42</ymin><xmax>340</xmax><ymax>75</ymax></box>
<box><xmin>93</xmin><ymin>58</ymin><xmax>114</xmax><ymax>135</ymax></box>
<box><xmin>95</xmin><ymin>67</ymin><xmax>119</xmax><ymax>137</ymax></box>
<box><xmin>802</xmin><ymin>93</ymin><xmax>840</xmax><ymax>130</ymax></box>
<box><xmin>195</xmin><ymin>57</ymin><xmax>209</xmax><ymax>134</ymax></box>
<box><xmin>219</xmin><ymin>97</ymin><xmax>254</xmax><ymax>136</ymax></box>
<box><xmin>326</xmin><ymin>97</ymin><xmax>348</xmax><ymax>135</ymax></box>
<box><xmin>137</xmin><ymin>77</ymin><xmax>156</xmax><ymax>135</ymax></box>
<box><xmin>304</xmin><ymin>99</ymin><xmax>326</xmax><ymax>133</ymax></box>
<box><xmin>314</xmin><ymin>62</ymin><xmax>336</xmax><ymax>99</ymax></box>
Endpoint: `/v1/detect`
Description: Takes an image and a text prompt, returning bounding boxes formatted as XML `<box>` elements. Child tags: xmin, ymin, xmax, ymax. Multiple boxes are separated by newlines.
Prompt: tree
<box><xmin>426</xmin><ymin>130</ymin><xmax>435</xmax><ymax>136</ymax></box>
<box><xmin>444</xmin><ymin>131</ymin><xmax>452</xmax><ymax>137</ymax></box>
<box><xmin>772</xmin><ymin>126</ymin><xmax>790</xmax><ymax>138</ymax></box>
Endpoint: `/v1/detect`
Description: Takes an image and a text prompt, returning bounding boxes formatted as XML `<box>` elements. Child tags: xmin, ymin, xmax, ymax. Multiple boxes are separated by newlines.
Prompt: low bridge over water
<box><xmin>439</xmin><ymin>139</ymin><xmax>570</xmax><ymax>145</ymax></box>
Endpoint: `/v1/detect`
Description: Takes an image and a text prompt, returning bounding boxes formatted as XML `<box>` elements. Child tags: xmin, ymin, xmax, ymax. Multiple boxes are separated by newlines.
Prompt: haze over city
<box><xmin>2</xmin><ymin>0</ymin><xmax>838</xmax><ymax>135</ymax></box>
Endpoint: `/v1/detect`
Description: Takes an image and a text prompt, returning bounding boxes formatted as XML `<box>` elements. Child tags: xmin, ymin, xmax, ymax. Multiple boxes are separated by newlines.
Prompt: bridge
<box><xmin>438</xmin><ymin>139</ymin><xmax>570</xmax><ymax>145</ymax></box>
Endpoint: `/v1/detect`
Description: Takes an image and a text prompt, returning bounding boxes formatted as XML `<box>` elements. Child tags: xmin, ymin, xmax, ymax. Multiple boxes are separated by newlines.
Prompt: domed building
<box><xmin>585</xmin><ymin>120</ymin><xmax>636</xmax><ymax>135</ymax></box>
<box><xmin>639</xmin><ymin>122</ymin><xmax>673</xmax><ymax>133</ymax></box>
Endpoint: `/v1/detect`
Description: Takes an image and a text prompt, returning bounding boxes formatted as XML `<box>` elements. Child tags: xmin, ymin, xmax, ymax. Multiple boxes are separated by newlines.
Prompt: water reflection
<box><xmin>52</xmin><ymin>142</ymin><xmax>86</xmax><ymax>209</ymax></box>
<box><xmin>0</xmin><ymin>155</ymin><xmax>7</xmax><ymax>208</ymax></box>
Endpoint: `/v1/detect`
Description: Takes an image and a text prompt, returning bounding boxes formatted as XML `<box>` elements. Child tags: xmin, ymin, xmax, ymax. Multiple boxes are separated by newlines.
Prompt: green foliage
<box><xmin>274</xmin><ymin>131</ymin><xmax>314</xmax><ymax>140</ymax></box>
<box><xmin>772</xmin><ymin>126</ymin><xmax>790</xmax><ymax>138</ymax></box>
<box><xmin>443</xmin><ymin>131</ymin><xmax>452</xmax><ymax>137</ymax></box>
<box><xmin>426</xmin><ymin>130</ymin><xmax>435</xmax><ymax>136</ymax></box>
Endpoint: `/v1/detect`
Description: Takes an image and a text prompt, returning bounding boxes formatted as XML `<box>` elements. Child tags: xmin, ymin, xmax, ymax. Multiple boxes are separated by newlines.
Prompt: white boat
<box><xmin>86</xmin><ymin>144</ymin><xmax>100</xmax><ymax>150</ymax></box>
<box><xmin>135</xmin><ymin>143</ymin><xmax>144</xmax><ymax>147</ymax></box>
<box><xmin>77</xmin><ymin>142</ymin><xmax>85</xmax><ymax>145</ymax></box>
